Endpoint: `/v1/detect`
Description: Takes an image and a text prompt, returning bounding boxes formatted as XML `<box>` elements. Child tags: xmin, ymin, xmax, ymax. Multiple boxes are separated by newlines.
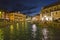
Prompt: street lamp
<box><xmin>41</xmin><ymin>15</ymin><xmax>49</xmax><ymax>21</ymax></box>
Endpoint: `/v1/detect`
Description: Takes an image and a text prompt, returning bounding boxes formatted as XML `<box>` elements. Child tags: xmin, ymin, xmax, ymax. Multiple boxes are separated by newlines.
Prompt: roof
<box><xmin>43</xmin><ymin>1</ymin><xmax>60</xmax><ymax>9</ymax></box>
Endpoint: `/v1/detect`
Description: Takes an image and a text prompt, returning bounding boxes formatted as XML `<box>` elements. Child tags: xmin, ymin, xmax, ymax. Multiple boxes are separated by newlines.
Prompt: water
<box><xmin>0</xmin><ymin>22</ymin><xmax>60</xmax><ymax>40</ymax></box>
<box><xmin>32</xmin><ymin>24</ymin><xmax>37</xmax><ymax>39</ymax></box>
<box><xmin>42</xmin><ymin>28</ymin><xmax>49</xmax><ymax>40</ymax></box>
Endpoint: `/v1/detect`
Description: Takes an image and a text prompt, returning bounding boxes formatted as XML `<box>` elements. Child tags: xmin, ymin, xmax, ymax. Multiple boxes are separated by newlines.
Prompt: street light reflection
<box><xmin>16</xmin><ymin>23</ymin><xmax>19</xmax><ymax>30</ymax></box>
<box><xmin>32</xmin><ymin>24</ymin><xmax>37</xmax><ymax>38</ymax></box>
<box><xmin>10</xmin><ymin>25</ymin><xmax>14</xmax><ymax>32</ymax></box>
<box><xmin>42</xmin><ymin>28</ymin><xmax>49</xmax><ymax>40</ymax></box>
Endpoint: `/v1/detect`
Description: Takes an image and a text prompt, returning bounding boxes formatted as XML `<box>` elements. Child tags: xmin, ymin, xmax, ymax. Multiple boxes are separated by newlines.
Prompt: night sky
<box><xmin>0</xmin><ymin>0</ymin><xmax>58</xmax><ymax>16</ymax></box>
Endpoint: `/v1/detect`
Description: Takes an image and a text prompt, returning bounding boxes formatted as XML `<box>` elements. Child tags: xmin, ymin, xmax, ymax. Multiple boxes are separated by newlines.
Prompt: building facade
<box><xmin>32</xmin><ymin>14</ymin><xmax>40</xmax><ymax>23</ymax></box>
<box><xmin>0</xmin><ymin>11</ymin><xmax>26</xmax><ymax>22</ymax></box>
<box><xmin>40</xmin><ymin>1</ymin><xmax>60</xmax><ymax>21</ymax></box>
<box><xmin>8</xmin><ymin>12</ymin><xmax>26</xmax><ymax>22</ymax></box>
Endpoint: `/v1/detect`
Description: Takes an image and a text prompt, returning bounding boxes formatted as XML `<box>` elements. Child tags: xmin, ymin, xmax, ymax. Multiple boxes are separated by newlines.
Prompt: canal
<box><xmin>0</xmin><ymin>21</ymin><xmax>60</xmax><ymax>40</ymax></box>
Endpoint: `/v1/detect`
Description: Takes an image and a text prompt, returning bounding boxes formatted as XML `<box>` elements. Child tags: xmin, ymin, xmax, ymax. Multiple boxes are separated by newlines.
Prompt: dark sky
<box><xmin>0</xmin><ymin>0</ymin><xmax>58</xmax><ymax>16</ymax></box>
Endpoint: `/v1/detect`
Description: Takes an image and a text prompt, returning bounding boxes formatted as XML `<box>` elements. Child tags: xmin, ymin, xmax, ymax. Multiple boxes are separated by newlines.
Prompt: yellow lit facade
<box><xmin>0</xmin><ymin>11</ymin><xmax>5</xmax><ymax>19</ymax></box>
<box><xmin>0</xmin><ymin>11</ymin><xmax>26</xmax><ymax>22</ymax></box>
<box><xmin>40</xmin><ymin>2</ymin><xmax>60</xmax><ymax>21</ymax></box>
<box><xmin>8</xmin><ymin>12</ymin><xmax>26</xmax><ymax>22</ymax></box>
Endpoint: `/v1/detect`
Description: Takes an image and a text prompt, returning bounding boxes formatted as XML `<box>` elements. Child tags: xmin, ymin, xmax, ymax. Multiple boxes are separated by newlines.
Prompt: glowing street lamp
<box><xmin>0</xmin><ymin>11</ymin><xmax>1</xmax><ymax>14</ymax></box>
<box><xmin>45</xmin><ymin>17</ymin><xmax>49</xmax><ymax>21</ymax></box>
<box><xmin>0</xmin><ymin>11</ymin><xmax>2</xmax><ymax>18</ymax></box>
<box><xmin>0</xmin><ymin>11</ymin><xmax>2</xmax><ymax>15</ymax></box>
<box><xmin>41</xmin><ymin>15</ymin><xmax>49</xmax><ymax>21</ymax></box>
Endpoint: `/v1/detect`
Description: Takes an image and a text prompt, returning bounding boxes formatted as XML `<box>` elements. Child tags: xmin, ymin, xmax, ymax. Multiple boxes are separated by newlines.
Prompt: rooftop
<box><xmin>43</xmin><ymin>1</ymin><xmax>60</xmax><ymax>9</ymax></box>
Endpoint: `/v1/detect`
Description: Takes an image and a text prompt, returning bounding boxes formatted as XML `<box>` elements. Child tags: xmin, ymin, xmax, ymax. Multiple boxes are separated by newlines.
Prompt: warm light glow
<box><xmin>41</xmin><ymin>15</ymin><xmax>52</xmax><ymax>21</ymax></box>
<box><xmin>0</xmin><ymin>12</ymin><xmax>2</xmax><ymax>16</ymax></box>
<box><xmin>41</xmin><ymin>15</ymin><xmax>49</xmax><ymax>21</ymax></box>
<box><xmin>41</xmin><ymin>17</ymin><xmax>44</xmax><ymax>21</ymax></box>
<box><xmin>0</xmin><ymin>12</ymin><xmax>1</xmax><ymax>14</ymax></box>
<box><xmin>17</xmin><ymin>23</ymin><xmax>19</xmax><ymax>30</ymax></box>
<box><xmin>32</xmin><ymin>17</ymin><xmax>36</xmax><ymax>20</ymax></box>
<box><xmin>44</xmin><ymin>15</ymin><xmax>49</xmax><ymax>21</ymax></box>
<box><xmin>44</xmin><ymin>15</ymin><xmax>47</xmax><ymax>17</ymax></box>
<box><xmin>32</xmin><ymin>17</ymin><xmax>37</xmax><ymax>21</ymax></box>
<box><xmin>10</xmin><ymin>16</ymin><xmax>14</xmax><ymax>21</ymax></box>
<box><xmin>45</xmin><ymin>17</ymin><xmax>49</xmax><ymax>21</ymax></box>
<box><xmin>49</xmin><ymin>17</ymin><xmax>52</xmax><ymax>21</ymax></box>
<box><xmin>10</xmin><ymin>25</ymin><xmax>14</xmax><ymax>32</ymax></box>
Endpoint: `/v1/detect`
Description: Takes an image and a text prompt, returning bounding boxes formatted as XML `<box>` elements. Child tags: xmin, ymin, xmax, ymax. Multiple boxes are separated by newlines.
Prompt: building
<box><xmin>0</xmin><ymin>11</ymin><xmax>5</xmax><ymax>19</ymax></box>
<box><xmin>8</xmin><ymin>11</ymin><xmax>26</xmax><ymax>22</ymax></box>
<box><xmin>0</xmin><ymin>11</ymin><xmax>26</xmax><ymax>22</ymax></box>
<box><xmin>26</xmin><ymin>16</ymin><xmax>32</xmax><ymax>22</ymax></box>
<box><xmin>40</xmin><ymin>1</ymin><xmax>60</xmax><ymax>21</ymax></box>
<box><xmin>32</xmin><ymin>14</ymin><xmax>40</xmax><ymax>23</ymax></box>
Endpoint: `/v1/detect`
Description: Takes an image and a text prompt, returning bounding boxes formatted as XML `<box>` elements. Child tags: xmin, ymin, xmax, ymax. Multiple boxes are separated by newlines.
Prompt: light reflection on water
<box><xmin>0</xmin><ymin>29</ymin><xmax>4</xmax><ymax>40</ymax></box>
<box><xmin>10</xmin><ymin>25</ymin><xmax>14</xmax><ymax>32</ymax></box>
<box><xmin>0</xmin><ymin>22</ymin><xmax>60</xmax><ymax>40</ymax></box>
<box><xmin>32</xmin><ymin>24</ymin><xmax>37</xmax><ymax>38</ymax></box>
<box><xmin>42</xmin><ymin>28</ymin><xmax>49</xmax><ymax>40</ymax></box>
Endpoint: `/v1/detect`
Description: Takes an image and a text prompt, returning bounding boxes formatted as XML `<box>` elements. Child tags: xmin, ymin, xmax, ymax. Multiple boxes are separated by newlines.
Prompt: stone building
<box><xmin>40</xmin><ymin>1</ymin><xmax>60</xmax><ymax>21</ymax></box>
<box><xmin>8</xmin><ymin>12</ymin><xmax>26</xmax><ymax>22</ymax></box>
<box><xmin>32</xmin><ymin>14</ymin><xmax>40</xmax><ymax>23</ymax></box>
<box><xmin>0</xmin><ymin>11</ymin><xmax>26</xmax><ymax>22</ymax></box>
